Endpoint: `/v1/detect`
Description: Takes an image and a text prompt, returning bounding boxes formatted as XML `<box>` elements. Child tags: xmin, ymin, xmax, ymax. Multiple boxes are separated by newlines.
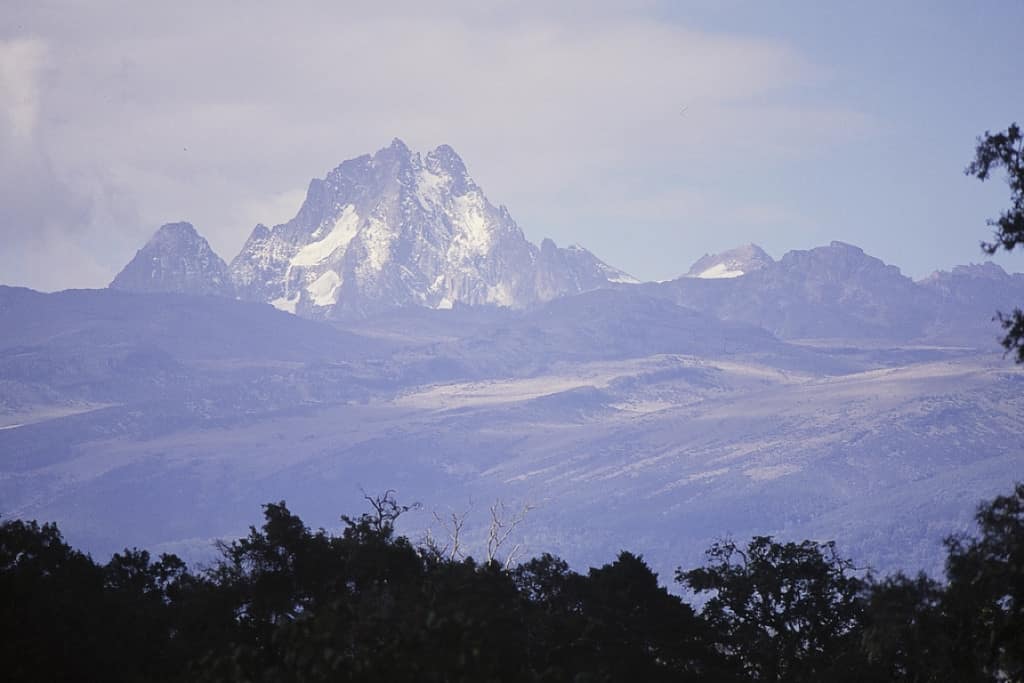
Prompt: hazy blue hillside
<box><xmin>1</xmin><ymin>282</ymin><xmax>1019</xmax><ymax>581</ymax></box>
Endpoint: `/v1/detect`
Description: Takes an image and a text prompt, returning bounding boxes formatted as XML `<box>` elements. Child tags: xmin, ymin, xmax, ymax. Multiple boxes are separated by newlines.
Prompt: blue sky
<box><xmin>1</xmin><ymin>0</ymin><xmax>1022</xmax><ymax>289</ymax></box>
<box><xmin>661</xmin><ymin>1</ymin><xmax>1024</xmax><ymax>276</ymax></box>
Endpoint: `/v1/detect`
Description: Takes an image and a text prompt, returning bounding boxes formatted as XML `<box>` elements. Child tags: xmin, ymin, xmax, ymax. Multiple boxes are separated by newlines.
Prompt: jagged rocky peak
<box><xmin>110</xmin><ymin>222</ymin><xmax>235</xmax><ymax>297</ymax></box>
<box><xmin>686</xmin><ymin>243</ymin><xmax>773</xmax><ymax>279</ymax></box>
<box><xmin>536</xmin><ymin>239</ymin><xmax>638</xmax><ymax>300</ymax></box>
<box><xmin>425</xmin><ymin>143</ymin><xmax>474</xmax><ymax>190</ymax></box>
<box><xmin>228</xmin><ymin>139</ymin><xmax>631</xmax><ymax>319</ymax></box>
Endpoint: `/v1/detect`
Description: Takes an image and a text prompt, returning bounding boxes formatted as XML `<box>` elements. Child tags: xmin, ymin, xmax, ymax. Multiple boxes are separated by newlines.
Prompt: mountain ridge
<box><xmin>103</xmin><ymin>140</ymin><xmax>1023</xmax><ymax>346</ymax></box>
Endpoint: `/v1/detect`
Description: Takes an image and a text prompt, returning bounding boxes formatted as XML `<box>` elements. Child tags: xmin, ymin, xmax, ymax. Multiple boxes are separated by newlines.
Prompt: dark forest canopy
<box><xmin>2</xmin><ymin>485</ymin><xmax>1022</xmax><ymax>683</ymax></box>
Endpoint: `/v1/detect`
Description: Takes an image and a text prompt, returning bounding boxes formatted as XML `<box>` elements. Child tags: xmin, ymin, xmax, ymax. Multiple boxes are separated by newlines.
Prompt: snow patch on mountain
<box><xmin>451</xmin><ymin>193</ymin><xmax>493</xmax><ymax>256</ymax></box>
<box><xmin>359</xmin><ymin>215</ymin><xmax>395</xmax><ymax>275</ymax></box>
<box><xmin>694</xmin><ymin>262</ymin><xmax>747</xmax><ymax>279</ymax></box>
<box><xmin>271</xmin><ymin>293</ymin><xmax>299</xmax><ymax>314</ymax></box>
<box><xmin>415</xmin><ymin>166</ymin><xmax>448</xmax><ymax>208</ymax></box>
<box><xmin>308</xmin><ymin>270</ymin><xmax>342</xmax><ymax>307</ymax></box>
<box><xmin>291</xmin><ymin>204</ymin><xmax>360</xmax><ymax>267</ymax></box>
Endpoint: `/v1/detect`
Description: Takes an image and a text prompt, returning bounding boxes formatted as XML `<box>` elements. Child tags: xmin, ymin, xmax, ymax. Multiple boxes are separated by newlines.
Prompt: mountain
<box><xmin>228</xmin><ymin>139</ymin><xmax>634</xmax><ymax>318</ymax></box>
<box><xmin>685</xmin><ymin>243</ymin><xmax>773</xmax><ymax>279</ymax></box>
<box><xmin>650</xmin><ymin>241</ymin><xmax>942</xmax><ymax>341</ymax></box>
<box><xmin>918</xmin><ymin>262</ymin><xmax>1024</xmax><ymax>343</ymax></box>
<box><xmin>110</xmin><ymin>222</ymin><xmax>234</xmax><ymax>297</ymax></box>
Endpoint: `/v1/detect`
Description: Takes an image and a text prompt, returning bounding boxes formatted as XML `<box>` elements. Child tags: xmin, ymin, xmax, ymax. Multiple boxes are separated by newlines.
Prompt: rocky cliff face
<box><xmin>109</xmin><ymin>222</ymin><xmax>234</xmax><ymax>297</ymax></box>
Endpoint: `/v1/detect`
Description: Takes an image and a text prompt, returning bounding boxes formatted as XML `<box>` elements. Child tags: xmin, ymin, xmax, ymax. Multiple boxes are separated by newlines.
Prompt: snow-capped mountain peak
<box><xmin>227</xmin><ymin>140</ymin><xmax>630</xmax><ymax>318</ymax></box>
<box><xmin>685</xmin><ymin>243</ymin><xmax>773</xmax><ymax>279</ymax></box>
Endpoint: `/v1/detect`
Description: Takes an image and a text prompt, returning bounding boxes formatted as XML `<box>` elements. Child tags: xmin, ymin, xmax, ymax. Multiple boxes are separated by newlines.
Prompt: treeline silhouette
<box><xmin>2</xmin><ymin>485</ymin><xmax>1021</xmax><ymax>682</ymax></box>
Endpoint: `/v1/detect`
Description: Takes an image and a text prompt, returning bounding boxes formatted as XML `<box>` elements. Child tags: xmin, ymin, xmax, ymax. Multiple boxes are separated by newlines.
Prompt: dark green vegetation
<box><xmin>968</xmin><ymin>122</ymin><xmax>1024</xmax><ymax>360</ymax></box>
<box><xmin>2</xmin><ymin>485</ymin><xmax>1022</xmax><ymax>682</ymax></box>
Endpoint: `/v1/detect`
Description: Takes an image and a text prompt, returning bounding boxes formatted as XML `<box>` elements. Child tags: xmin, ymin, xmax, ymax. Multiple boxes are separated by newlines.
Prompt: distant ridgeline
<box><xmin>2</xmin><ymin>484</ymin><xmax>1022</xmax><ymax>682</ymax></box>
<box><xmin>109</xmin><ymin>139</ymin><xmax>1024</xmax><ymax>345</ymax></box>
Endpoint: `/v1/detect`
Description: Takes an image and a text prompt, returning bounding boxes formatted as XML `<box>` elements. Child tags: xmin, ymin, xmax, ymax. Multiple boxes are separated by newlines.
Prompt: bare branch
<box><xmin>439</xmin><ymin>506</ymin><xmax>471</xmax><ymax>561</ymax></box>
<box><xmin>348</xmin><ymin>487</ymin><xmax>420</xmax><ymax>535</ymax></box>
<box><xmin>485</xmin><ymin>499</ymin><xmax>534</xmax><ymax>567</ymax></box>
<box><xmin>426</xmin><ymin>501</ymin><xmax>473</xmax><ymax>562</ymax></box>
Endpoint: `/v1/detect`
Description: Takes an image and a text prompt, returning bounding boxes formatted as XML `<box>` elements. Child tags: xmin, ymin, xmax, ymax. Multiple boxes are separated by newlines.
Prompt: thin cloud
<box><xmin>0</xmin><ymin>37</ymin><xmax>47</xmax><ymax>141</ymax></box>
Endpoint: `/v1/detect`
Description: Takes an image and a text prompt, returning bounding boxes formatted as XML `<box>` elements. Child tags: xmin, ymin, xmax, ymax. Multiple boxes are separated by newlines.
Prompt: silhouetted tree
<box><xmin>966</xmin><ymin>122</ymin><xmax>1024</xmax><ymax>359</ymax></box>
<box><xmin>102</xmin><ymin>547</ymin><xmax>191</xmax><ymax>679</ymax></box>
<box><xmin>860</xmin><ymin>572</ymin><xmax>958</xmax><ymax>681</ymax></box>
<box><xmin>678</xmin><ymin>536</ymin><xmax>866</xmax><ymax>681</ymax></box>
<box><xmin>5</xmin><ymin>483</ymin><xmax>1023</xmax><ymax>682</ymax></box>
<box><xmin>576</xmin><ymin>551</ymin><xmax>730</xmax><ymax>681</ymax></box>
<box><xmin>0</xmin><ymin>519</ymin><xmax>190</xmax><ymax>682</ymax></box>
<box><xmin>943</xmin><ymin>483</ymin><xmax>1024</xmax><ymax>680</ymax></box>
<box><xmin>512</xmin><ymin>553</ymin><xmax>587</xmax><ymax>679</ymax></box>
